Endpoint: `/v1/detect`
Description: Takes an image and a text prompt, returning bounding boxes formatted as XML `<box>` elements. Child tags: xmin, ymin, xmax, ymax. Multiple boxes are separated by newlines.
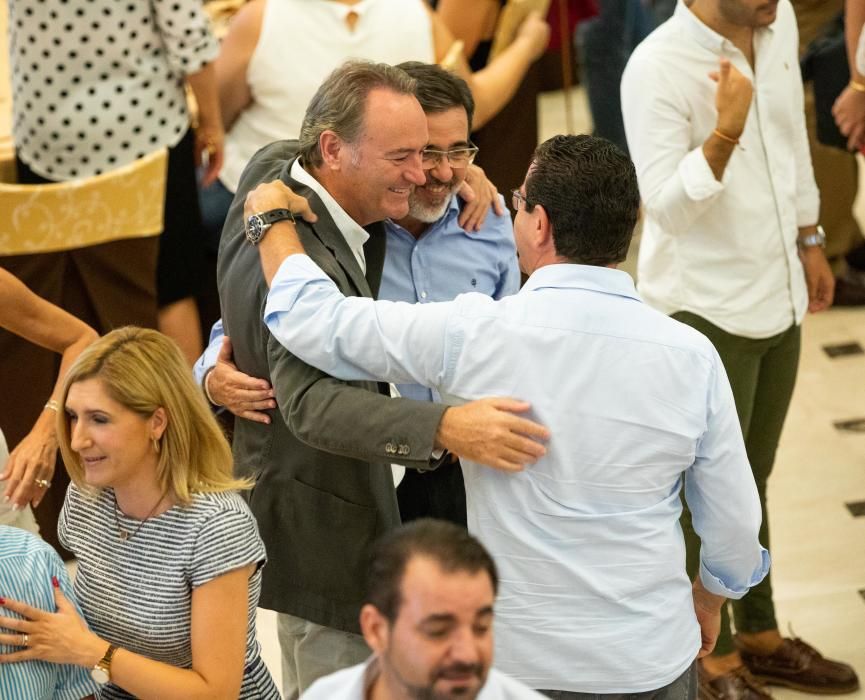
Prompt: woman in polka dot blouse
<box><xmin>7</xmin><ymin>0</ymin><xmax>225</xmax><ymax>364</ymax></box>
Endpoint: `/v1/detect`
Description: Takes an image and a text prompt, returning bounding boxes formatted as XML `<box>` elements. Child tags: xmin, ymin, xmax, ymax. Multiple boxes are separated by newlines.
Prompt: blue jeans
<box><xmin>539</xmin><ymin>661</ymin><xmax>697</xmax><ymax>700</ymax></box>
<box><xmin>198</xmin><ymin>178</ymin><xmax>236</xmax><ymax>256</ymax></box>
<box><xmin>577</xmin><ymin>0</ymin><xmax>655</xmax><ymax>153</ymax></box>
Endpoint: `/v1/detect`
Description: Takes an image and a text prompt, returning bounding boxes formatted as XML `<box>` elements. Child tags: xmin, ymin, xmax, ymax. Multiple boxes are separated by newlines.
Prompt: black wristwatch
<box><xmin>245</xmin><ymin>208</ymin><xmax>295</xmax><ymax>245</ymax></box>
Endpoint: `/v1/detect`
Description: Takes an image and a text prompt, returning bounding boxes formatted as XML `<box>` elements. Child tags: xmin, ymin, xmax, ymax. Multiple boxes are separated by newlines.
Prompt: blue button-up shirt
<box><xmin>0</xmin><ymin>525</ymin><xmax>100</xmax><ymax>700</ymax></box>
<box><xmin>381</xmin><ymin>195</ymin><xmax>518</xmax><ymax>401</ymax></box>
<box><xmin>263</xmin><ymin>256</ymin><xmax>770</xmax><ymax>693</ymax></box>
<box><xmin>193</xmin><ymin>195</ymin><xmax>519</xmax><ymax>399</ymax></box>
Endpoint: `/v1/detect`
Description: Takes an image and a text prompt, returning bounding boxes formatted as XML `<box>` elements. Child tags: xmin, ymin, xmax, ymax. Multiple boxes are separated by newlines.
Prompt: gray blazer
<box><xmin>217</xmin><ymin>141</ymin><xmax>447</xmax><ymax>633</ymax></box>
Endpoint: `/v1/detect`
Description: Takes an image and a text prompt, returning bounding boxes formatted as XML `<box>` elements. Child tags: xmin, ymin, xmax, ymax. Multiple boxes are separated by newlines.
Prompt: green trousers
<box><xmin>672</xmin><ymin>312</ymin><xmax>801</xmax><ymax>656</ymax></box>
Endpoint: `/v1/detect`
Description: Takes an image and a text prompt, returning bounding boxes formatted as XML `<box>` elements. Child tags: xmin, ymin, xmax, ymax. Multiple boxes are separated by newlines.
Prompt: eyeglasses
<box><xmin>421</xmin><ymin>144</ymin><xmax>479</xmax><ymax>170</ymax></box>
<box><xmin>511</xmin><ymin>189</ymin><xmax>530</xmax><ymax>211</ymax></box>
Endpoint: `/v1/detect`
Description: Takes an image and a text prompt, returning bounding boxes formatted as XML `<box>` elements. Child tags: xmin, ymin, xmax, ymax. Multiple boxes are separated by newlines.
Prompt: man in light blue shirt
<box><xmin>240</xmin><ymin>134</ymin><xmax>769</xmax><ymax>696</ymax></box>
<box><xmin>194</xmin><ymin>62</ymin><xmax>518</xmax><ymax>527</ymax></box>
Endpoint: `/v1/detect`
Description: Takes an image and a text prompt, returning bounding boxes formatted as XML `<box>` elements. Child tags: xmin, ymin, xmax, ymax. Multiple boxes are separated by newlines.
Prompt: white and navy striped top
<box><xmin>0</xmin><ymin>524</ymin><xmax>99</xmax><ymax>700</ymax></box>
<box><xmin>59</xmin><ymin>484</ymin><xmax>280</xmax><ymax>699</ymax></box>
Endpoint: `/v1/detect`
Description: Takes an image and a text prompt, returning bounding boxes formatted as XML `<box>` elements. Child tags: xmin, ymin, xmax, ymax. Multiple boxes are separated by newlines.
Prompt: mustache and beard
<box><xmin>399</xmin><ymin>662</ymin><xmax>486</xmax><ymax>700</ymax></box>
<box><xmin>407</xmin><ymin>173</ymin><xmax>461</xmax><ymax>223</ymax></box>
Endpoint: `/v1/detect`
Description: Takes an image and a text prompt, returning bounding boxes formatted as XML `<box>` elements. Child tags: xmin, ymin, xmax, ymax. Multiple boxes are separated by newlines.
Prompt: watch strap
<box><xmin>797</xmin><ymin>225</ymin><xmax>826</xmax><ymax>249</ymax></box>
<box><xmin>91</xmin><ymin>643</ymin><xmax>118</xmax><ymax>684</ymax></box>
<box><xmin>258</xmin><ymin>208</ymin><xmax>295</xmax><ymax>226</ymax></box>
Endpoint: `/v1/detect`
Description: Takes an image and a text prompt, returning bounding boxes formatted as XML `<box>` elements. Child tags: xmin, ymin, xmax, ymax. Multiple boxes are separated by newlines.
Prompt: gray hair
<box><xmin>298</xmin><ymin>60</ymin><xmax>418</xmax><ymax>168</ymax></box>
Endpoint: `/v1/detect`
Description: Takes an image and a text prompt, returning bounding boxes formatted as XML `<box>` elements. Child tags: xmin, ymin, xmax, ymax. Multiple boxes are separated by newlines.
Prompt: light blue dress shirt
<box><xmin>0</xmin><ymin>525</ymin><xmax>100</xmax><ymax>700</ymax></box>
<box><xmin>380</xmin><ymin>195</ymin><xmax>518</xmax><ymax>401</ymax></box>
<box><xmin>193</xmin><ymin>195</ymin><xmax>519</xmax><ymax>398</ymax></box>
<box><xmin>263</xmin><ymin>256</ymin><xmax>770</xmax><ymax>693</ymax></box>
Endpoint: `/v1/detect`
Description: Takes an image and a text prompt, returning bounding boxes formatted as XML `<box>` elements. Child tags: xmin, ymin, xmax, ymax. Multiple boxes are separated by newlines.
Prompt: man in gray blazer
<box><xmin>217</xmin><ymin>61</ymin><xmax>548</xmax><ymax>699</ymax></box>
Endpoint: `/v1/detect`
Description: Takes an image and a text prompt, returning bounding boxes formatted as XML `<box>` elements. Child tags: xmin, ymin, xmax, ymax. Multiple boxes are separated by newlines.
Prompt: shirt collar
<box><xmin>290</xmin><ymin>159</ymin><xmax>369</xmax><ymax>265</ymax></box>
<box><xmin>674</xmin><ymin>0</ymin><xmax>774</xmax><ymax>55</ymax></box>
<box><xmin>521</xmin><ymin>263</ymin><xmax>642</xmax><ymax>302</ymax></box>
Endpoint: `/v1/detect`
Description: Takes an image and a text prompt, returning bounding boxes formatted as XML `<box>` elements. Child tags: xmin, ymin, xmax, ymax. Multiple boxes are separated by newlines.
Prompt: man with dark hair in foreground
<box><xmin>245</xmin><ymin>134</ymin><xmax>769</xmax><ymax>697</ymax></box>
<box><xmin>303</xmin><ymin>519</ymin><xmax>545</xmax><ymax>699</ymax></box>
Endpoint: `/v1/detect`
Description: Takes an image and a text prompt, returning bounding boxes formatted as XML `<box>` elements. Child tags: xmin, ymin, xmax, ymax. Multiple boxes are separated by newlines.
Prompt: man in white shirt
<box><xmin>303</xmin><ymin>519</ymin><xmax>547</xmax><ymax>700</ymax></box>
<box><xmin>621</xmin><ymin>0</ymin><xmax>857</xmax><ymax>697</ymax></box>
<box><xmin>240</xmin><ymin>134</ymin><xmax>770</xmax><ymax>697</ymax></box>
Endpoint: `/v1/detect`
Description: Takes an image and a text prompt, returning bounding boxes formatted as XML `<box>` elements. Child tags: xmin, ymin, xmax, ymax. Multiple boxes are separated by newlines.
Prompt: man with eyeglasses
<box><xmin>211</xmin><ymin>60</ymin><xmax>546</xmax><ymax>698</ymax></box>
<box><xmin>238</xmin><ymin>133</ymin><xmax>770</xmax><ymax>697</ymax></box>
<box><xmin>196</xmin><ymin>61</ymin><xmax>519</xmax><ymax>529</ymax></box>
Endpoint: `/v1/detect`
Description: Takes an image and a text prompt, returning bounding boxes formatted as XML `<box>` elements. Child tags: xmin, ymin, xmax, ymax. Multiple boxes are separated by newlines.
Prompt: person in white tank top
<box><xmin>198</xmin><ymin>0</ymin><xmax>550</xmax><ymax>249</ymax></box>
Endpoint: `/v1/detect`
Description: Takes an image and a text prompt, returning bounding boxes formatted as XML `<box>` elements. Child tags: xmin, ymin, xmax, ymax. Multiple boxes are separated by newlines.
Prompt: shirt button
<box><xmin>420</xmin><ymin>292</ymin><xmax>427</xmax><ymax>299</ymax></box>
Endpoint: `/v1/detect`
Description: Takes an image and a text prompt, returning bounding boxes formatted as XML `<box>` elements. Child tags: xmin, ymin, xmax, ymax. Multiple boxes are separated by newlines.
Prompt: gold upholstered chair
<box><xmin>0</xmin><ymin>148</ymin><xmax>167</xmax><ymax>554</ymax></box>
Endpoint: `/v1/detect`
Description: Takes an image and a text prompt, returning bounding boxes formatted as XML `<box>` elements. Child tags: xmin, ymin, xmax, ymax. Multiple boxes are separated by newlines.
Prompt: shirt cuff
<box><xmin>795</xmin><ymin>196</ymin><xmax>820</xmax><ymax>230</ymax></box>
<box><xmin>698</xmin><ymin>548</ymin><xmax>771</xmax><ymax>600</ymax></box>
<box><xmin>678</xmin><ymin>146</ymin><xmax>725</xmax><ymax>202</ymax></box>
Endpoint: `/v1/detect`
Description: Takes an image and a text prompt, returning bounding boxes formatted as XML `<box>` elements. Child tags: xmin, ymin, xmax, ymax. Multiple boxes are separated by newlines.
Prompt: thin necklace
<box><xmin>112</xmin><ymin>490</ymin><xmax>166</xmax><ymax>542</ymax></box>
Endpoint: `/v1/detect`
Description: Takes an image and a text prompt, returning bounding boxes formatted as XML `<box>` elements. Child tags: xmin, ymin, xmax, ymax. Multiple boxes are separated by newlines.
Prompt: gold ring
<box><xmin>21</xmin><ymin>633</ymin><xmax>29</xmax><ymax>647</ymax></box>
<box><xmin>34</xmin><ymin>478</ymin><xmax>51</xmax><ymax>488</ymax></box>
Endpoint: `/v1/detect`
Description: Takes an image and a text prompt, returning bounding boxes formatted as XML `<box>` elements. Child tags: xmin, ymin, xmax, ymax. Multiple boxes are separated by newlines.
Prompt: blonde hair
<box><xmin>57</xmin><ymin>327</ymin><xmax>251</xmax><ymax>503</ymax></box>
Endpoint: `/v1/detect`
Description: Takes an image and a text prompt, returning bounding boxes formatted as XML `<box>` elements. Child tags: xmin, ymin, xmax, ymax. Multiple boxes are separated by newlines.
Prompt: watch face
<box><xmin>91</xmin><ymin>666</ymin><xmax>110</xmax><ymax>684</ymax></box>
<box><xmin>246</xmin><ymin>215</ymin><xmax>264</xmax><ymax>244</ymax></box>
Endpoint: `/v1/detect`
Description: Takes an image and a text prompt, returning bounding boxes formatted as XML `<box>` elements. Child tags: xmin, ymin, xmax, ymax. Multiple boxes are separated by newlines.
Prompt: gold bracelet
<box><xmin>713</xmin><ymin>128</ymin><xmax>740</xmax><ymax>145</ymax></box>
<box><xmin>44</xmin><ymin>399</ymin><xmax>60</xmax><ymax>413</ymax></box>
<box><xmin>849</xmin><ymin>79</ymin><xmax>865</xmax><ymax>93</ymax></box>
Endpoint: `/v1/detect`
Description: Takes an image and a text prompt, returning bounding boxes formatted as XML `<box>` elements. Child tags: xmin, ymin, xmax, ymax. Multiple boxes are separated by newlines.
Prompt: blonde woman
<box><xmin>0</xmin><ymin>327</ymin><xmax>279</xmax><ymax>699</ymax></box>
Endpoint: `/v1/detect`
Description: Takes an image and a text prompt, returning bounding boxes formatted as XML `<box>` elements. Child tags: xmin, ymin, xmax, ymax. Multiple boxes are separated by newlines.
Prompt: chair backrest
<box><xmin>0</xmin><ymin>149</ymin><xmax>168</xmax><ymax>257</ymax></box>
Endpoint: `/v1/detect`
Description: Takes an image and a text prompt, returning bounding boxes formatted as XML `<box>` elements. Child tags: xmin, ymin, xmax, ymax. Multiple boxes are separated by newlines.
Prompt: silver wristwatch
<box><xmin>797</xmin><ymin>225</ymin><xmax>826</xmax><ymax>249</ymax></box>
<box><xmin>245</xmin><ymin>208</ymin><xmax>295</xmax><ymax>245</ymax></box>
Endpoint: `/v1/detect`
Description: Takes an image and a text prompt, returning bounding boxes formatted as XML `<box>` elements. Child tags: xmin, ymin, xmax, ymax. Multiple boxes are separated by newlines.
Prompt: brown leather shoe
<box><xmin>737</xmin><ymin>637</ymin><xmax>860</xmax><ymax>694</ymax></box>
<box><xmin>698</xmin><ymin>665</ymin><xmax>772</xmax><ymax>700</ymax></box>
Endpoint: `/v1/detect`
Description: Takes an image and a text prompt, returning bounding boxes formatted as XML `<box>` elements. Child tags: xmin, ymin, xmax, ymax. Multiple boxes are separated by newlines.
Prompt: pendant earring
<box><xmin>152</xmin><ymin>436</ymin><xmax>161</xmax><ymax>454</ymax></box>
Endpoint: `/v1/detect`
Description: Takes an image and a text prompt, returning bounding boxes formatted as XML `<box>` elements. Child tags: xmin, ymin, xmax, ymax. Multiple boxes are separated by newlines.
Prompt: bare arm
<box><xmin>0</xmin><ymin>566</ymin><xmax>255</xmax><ymax>700</ymax></box>
<box><xmin>832</xmin><ymin>0</ymin><xmax>865</xmax><ymax>149</ymax></box>
<box><xmin>797</xmin><ymin>229</ymin><xmax>835</xmax><ymax>312</ymax></box>
<box><xmin>702</xmin><ymin>59</ymin><xmax>752</xmax><ymax>181</ymax></box>
<box><xmin>430</xmin><ymin>8</ymin><xmax>550</xmax><ymax>129</ymax></box>
<box><xmin>187</xmin><ymin>62</ymin><xmax>225</xmax><ymax>188</ymax></box>
<box><xmin>435</xmin><ymin>0</ymin><xmax>501</xmax><ymax>59</ymax></box>
<box><xmin>692</xmin><ymin>577</ymin><xmax>725</xmax><ymax>658</ymax></box>
<box><xmin>845</xmin><ymin>0</ymin><xmax>865</xmax><ymax>78</ymax></box>
<box><xmin>0</xmin><ymin>270</ymin><xmax>98</xmax><ymax>508</ymax></box>
<box><xmin>214</xmin><ymin>0</ymin><xmax>264</xmax><ymax>131</ymax></box>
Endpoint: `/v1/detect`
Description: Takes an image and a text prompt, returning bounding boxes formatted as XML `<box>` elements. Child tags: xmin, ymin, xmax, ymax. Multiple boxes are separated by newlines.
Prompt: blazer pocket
<box><xmin>264</xmin><ymin>477</ymin><xmax>379</xmax><ymax>603</ymax></box>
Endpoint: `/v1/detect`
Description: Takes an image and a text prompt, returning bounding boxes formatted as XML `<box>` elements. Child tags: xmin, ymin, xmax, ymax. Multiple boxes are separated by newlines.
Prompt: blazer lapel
<box><xmin>281</xmin><ymin>160</ymin><xmax>373</xmax><ymax>298</ymax></box>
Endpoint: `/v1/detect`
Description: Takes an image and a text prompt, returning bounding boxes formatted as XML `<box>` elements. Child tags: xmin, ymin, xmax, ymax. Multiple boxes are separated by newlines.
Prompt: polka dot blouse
<box><xmin>7</xmin><ymin>0</ymin><xmax>218</xmax><ymax>180</ymax></box>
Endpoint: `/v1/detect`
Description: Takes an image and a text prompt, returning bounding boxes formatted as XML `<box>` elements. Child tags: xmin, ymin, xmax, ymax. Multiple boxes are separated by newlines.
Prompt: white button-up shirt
<box><xmin>290</xmin><ymin>159</ymin><xmax>369</xmax><ymax>273</ymax></box>
<box><xmin>263</xmin><ymin>257</ymin><xmax>769</xmax><ymax>693</ymax></box>
<box><xmin>304</xmin><ymin>658</ymin><xmax>547</xmax><ymax>699</ymax></box>
<box><xmin>621</xmin><ymin>0</ymin><xmax>819</xmax><ymax>339</ymax></box>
